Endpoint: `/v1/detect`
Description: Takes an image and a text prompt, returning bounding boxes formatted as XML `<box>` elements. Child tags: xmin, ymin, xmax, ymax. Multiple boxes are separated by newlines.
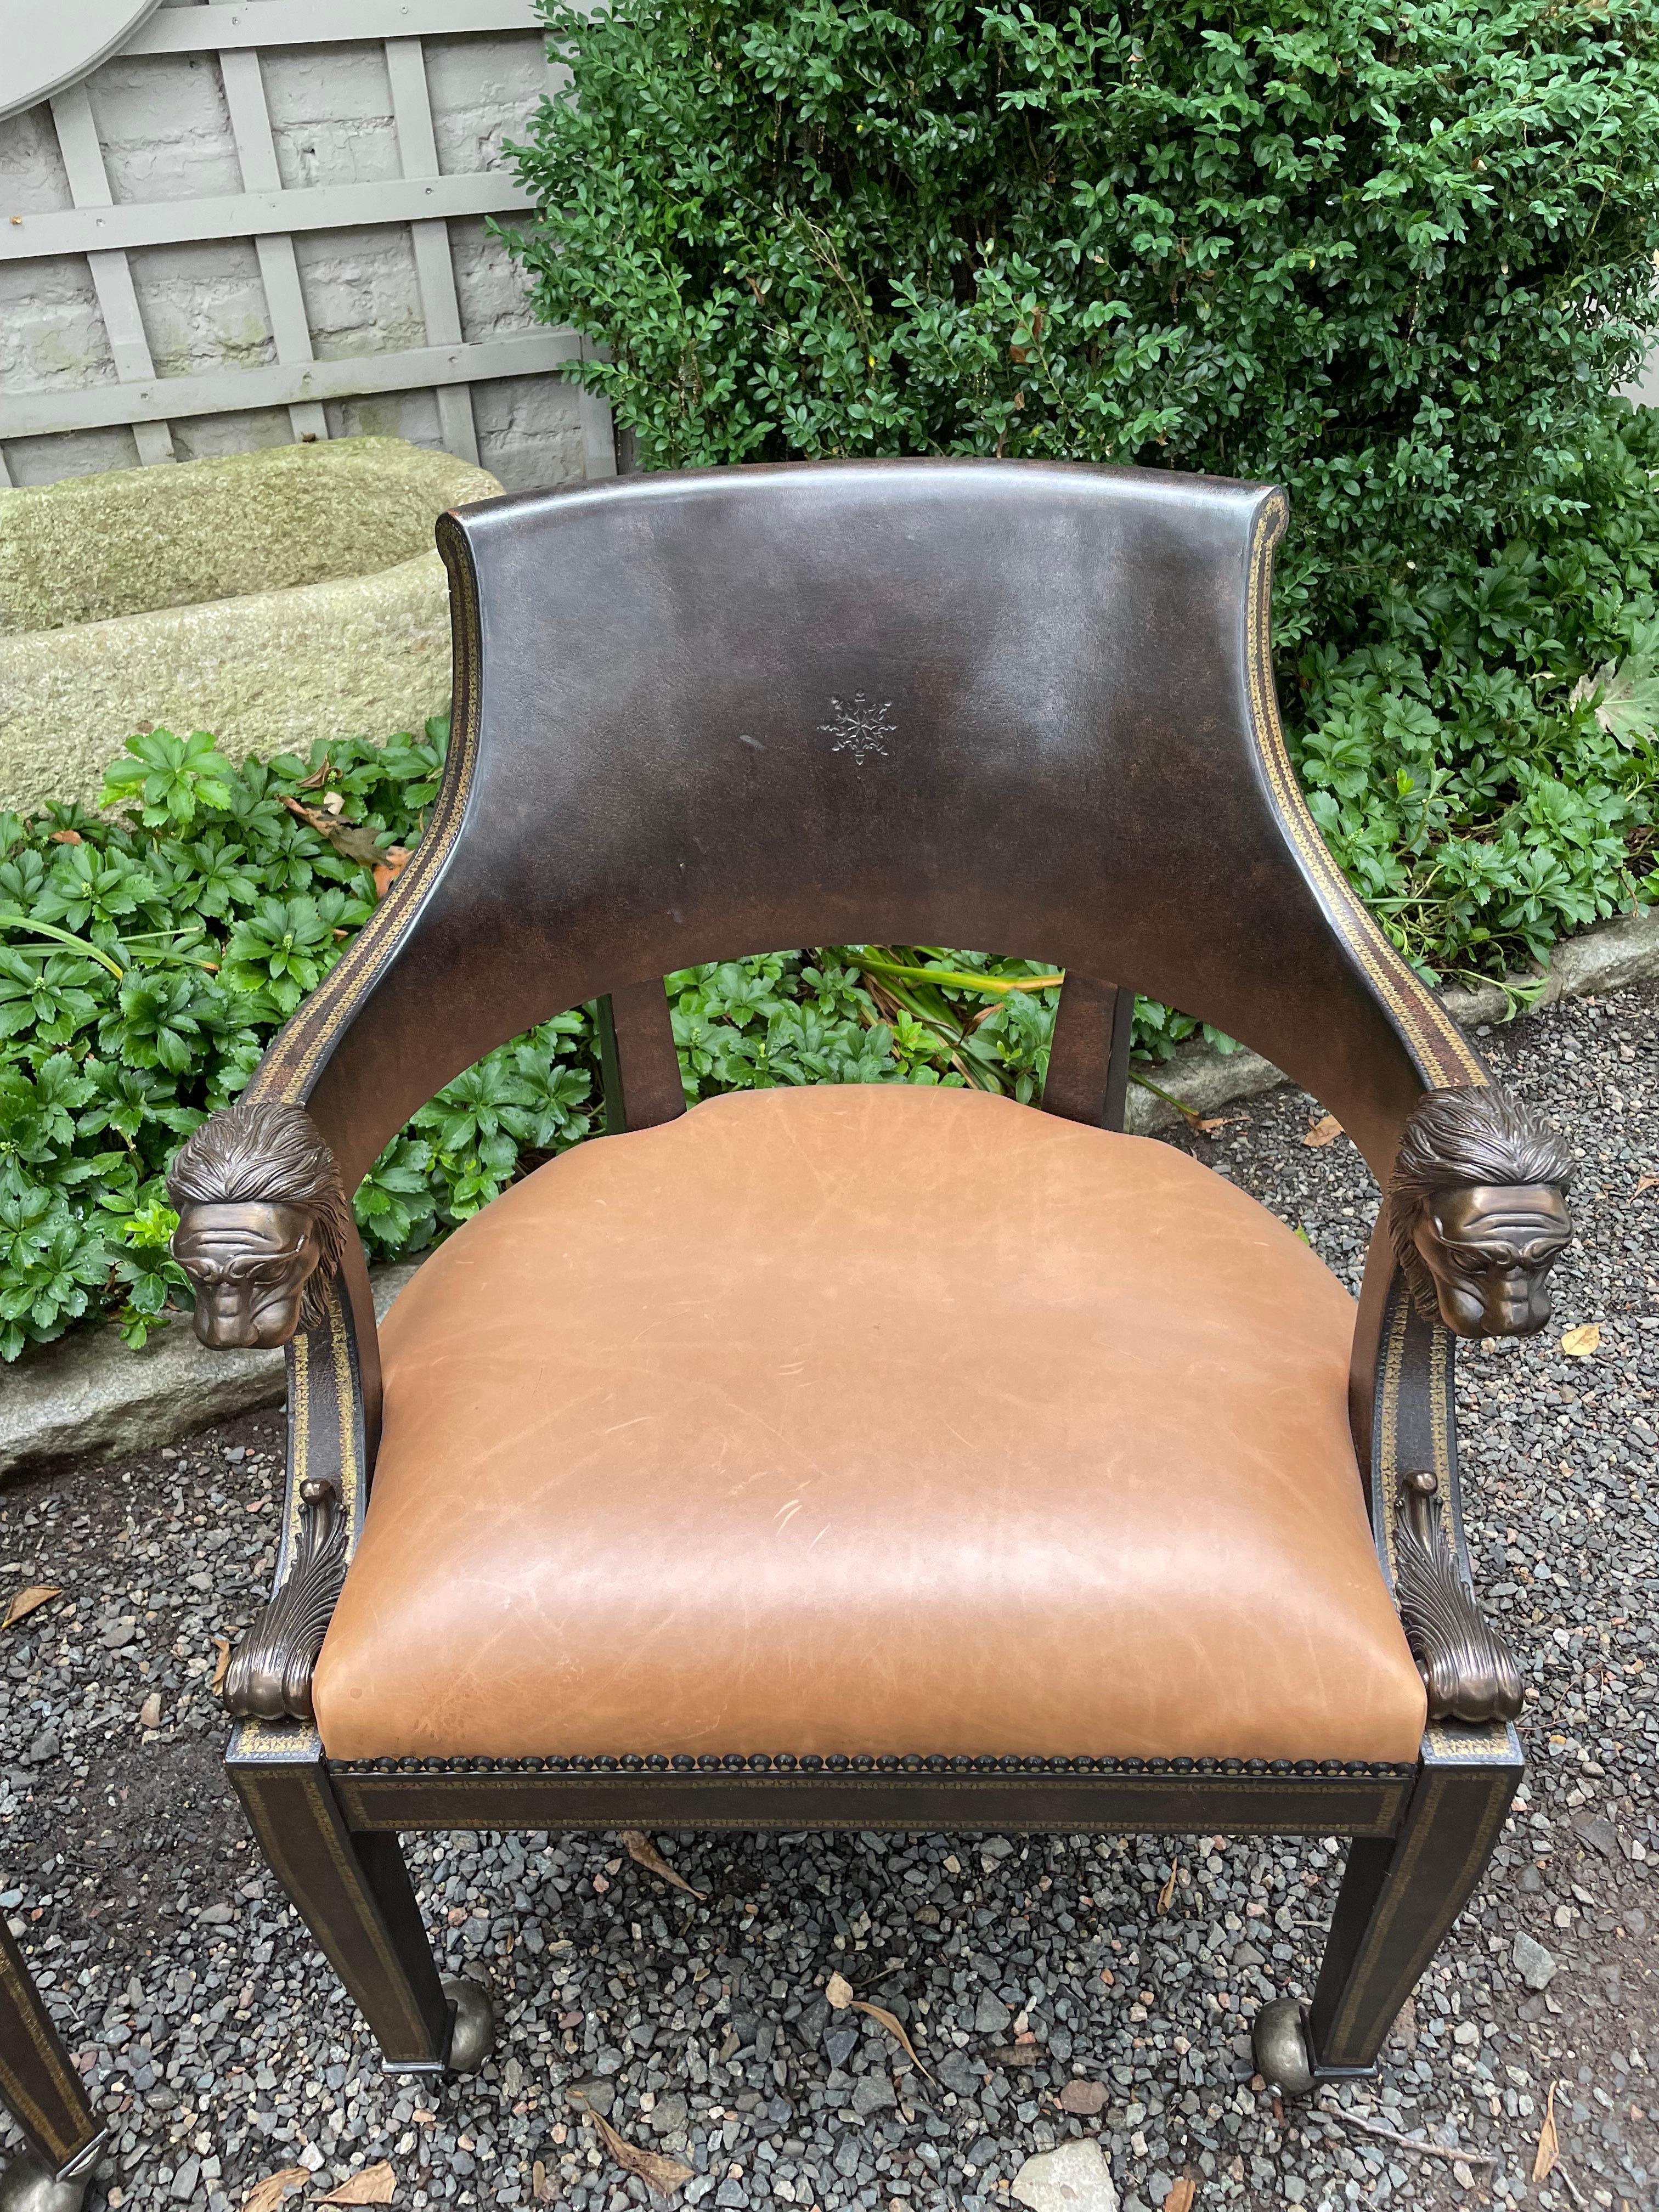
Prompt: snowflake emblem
<box><xmin>819</xmin><ymin>692</ymin><xmax>895</xmax><ymax>766</ymax></box>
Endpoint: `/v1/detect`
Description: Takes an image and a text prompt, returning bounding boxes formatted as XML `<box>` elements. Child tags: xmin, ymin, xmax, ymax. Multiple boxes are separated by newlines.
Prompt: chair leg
<box><xmin>228</xmin><ymin>1731</ymin><xmax>490</xmax><ymax>2075</ymax></box>
<box><xmin>1254</xmin><ymin>1742</ymin><xmax>1521</xmax><ymax>2092</ymax></box>
<box><xmin>0</xmin><ymin>1920</ymin><xmax>105</xmax><ymax>2209</ymax></box>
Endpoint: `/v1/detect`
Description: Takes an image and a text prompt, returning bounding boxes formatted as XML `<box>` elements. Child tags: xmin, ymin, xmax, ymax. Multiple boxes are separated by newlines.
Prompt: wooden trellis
<box><xmin>0</xmin><ymin>0</ymin><xmax>613</xmax><ymax>484</ymax></box>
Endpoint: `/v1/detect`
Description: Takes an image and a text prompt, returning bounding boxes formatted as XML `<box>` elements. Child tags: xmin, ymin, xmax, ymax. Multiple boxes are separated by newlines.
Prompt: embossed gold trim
<box><xmin>1243</xmin><ymin>500</ymin><xmax>1483</xmax><ymax>1091</ymax></box>
<box><xmin>1327</xmin><ymin>1770</ymin><xmax>1514</xmax><ymax>2053</ymax></box>
<box><xmin>237</xmin><ymin>1767</ymin><xmax>438</xmax><ymax>2055</ymax></box>
<box><xmin>0</xmin><ymin>1927</ymin><xmax>94</xmax><ymax>2162</ymax></box>
<box><xmin>230</xmin><ymin>1716</ymin><xmax>323</xmax><ymax>1760</ymax></box>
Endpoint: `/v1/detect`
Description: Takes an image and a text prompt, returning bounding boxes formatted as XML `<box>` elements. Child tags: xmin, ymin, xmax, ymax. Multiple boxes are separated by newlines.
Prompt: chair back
<box><xmin>262</xmin><ymin>460</ymin><xmax>1480</xmax><ymax>1184</ymax></box>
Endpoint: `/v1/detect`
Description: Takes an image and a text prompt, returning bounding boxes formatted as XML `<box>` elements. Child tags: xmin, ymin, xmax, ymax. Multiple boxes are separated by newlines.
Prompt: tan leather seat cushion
<box><xmin>313</xmin><ymin>1086</ymin><xmax>1426</xmax><ymax>1764</ymax></box>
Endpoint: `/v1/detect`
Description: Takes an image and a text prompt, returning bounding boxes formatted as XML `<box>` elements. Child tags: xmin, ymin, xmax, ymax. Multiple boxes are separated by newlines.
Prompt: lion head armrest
<box><xmin>1385</xmin><ymin>1084</ymin><xmax>1573</xmax><ymax>1339</ymax></box>
<box><xmin>167</xmin><ymin>1096</ymin><xmax>351</xmax><ymax>1349</ymax></box>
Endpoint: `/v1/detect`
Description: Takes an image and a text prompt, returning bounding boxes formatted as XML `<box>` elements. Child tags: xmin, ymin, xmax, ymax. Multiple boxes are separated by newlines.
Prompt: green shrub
<box><xmin>5</xmin><ymin>731</ymin><xmax>1169</xmax><ymax>1359</ymax></box>
<box><xmin>504</xmin><ymin>0</ymin><xmax>1659</xmax><ymax>978</ymax></box>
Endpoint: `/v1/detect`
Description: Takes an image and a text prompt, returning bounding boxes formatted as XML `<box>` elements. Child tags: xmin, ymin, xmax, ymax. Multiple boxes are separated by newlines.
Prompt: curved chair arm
<box><xmin>1350</xmin><ymin>1080</ymin><xmax>1574</xmax><ymax>1729</ymax></box>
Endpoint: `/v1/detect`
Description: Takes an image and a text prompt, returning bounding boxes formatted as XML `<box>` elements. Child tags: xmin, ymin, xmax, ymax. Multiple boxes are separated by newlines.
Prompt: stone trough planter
<box><xmin>0</xmin><ymin>436</ymin><xmax>499</xmax><ymax>812</ymax></box>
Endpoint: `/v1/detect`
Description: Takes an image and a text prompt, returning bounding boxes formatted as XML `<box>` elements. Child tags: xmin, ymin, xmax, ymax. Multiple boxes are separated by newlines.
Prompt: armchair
<box><xmin>166</xmin><ymin>460</ymin><xmax>1571</xmax><ymax>2097</ymax></box>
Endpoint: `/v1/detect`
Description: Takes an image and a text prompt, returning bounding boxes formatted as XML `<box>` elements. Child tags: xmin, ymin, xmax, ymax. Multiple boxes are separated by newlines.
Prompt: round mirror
<box><xmin>0</xmin><ymin>3</ymin><xmax>165</xmax><ymax>124</ymax></box>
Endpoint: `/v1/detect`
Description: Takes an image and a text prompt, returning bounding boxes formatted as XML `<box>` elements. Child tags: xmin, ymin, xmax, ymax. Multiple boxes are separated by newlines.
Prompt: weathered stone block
<box><xmin>0</xmin><ymin>435</ymin><xmax>502</xmax><ymax>810</ymax></box>
<box><xmin>0</xmin><ymin>435</ymin><xmax>496</xmax><ymax>631</ymax></box>
<box><xmin>0</xmin><ymin>550</ymin><xmax>460</xmax><ymax>812</ymax></box>
<box><xmin>0</xmin><ymin>1265</ymin><xmax>419</xmax><ymax>1480</ymax></box>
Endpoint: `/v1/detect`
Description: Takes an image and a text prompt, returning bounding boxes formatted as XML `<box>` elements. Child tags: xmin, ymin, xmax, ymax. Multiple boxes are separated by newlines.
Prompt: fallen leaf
<box><xmin>532</xmin><ymin>2160</ymin><xmax>552</xmax><ymax>2203</ymax></box>
<box><xmin>317</xmin><ymin>2165</ymin><xmax>396</xmax><ymax>2203</ymax></box>
<box><xmin>280</xmin><ymin>793</ymin><xmax>386</xmax><ymax>868</ymax></box>
<box><xmin>372</xmin><ymin>846</ymin><xmax>411</xmax><ymax>900</ymax></box>
<box><xmin>1634</xmin><ymin>1172</ymin><xmax>1658</xmax><ymax>1197</ymax></box>
<box><xmin>1560</xmin><ymin>1323</ymin><xmax>1601</xmax><ymax>1358</ymax></box>
<box><xmin>139</xmin><ymin>1692</ymin><xmax>163</xmax><ymax>1730</ymax></box>
<box><xmin>1532</xmin><ymin>2080</ymin><xmax>1560</xmax><ymax>2183</ymax></box>
<box><xmin>821</xmin><ymin>1974</ymin><xmax>930</xmax><ymax>2075</ymax></box>
<box><xmin>211</xmin><ymin>1636</ymin><xmax>233</xmax><ymax>1695</ymax></box>
<box><xmin>587</xmin><ymin>2109</ymin><xmax>693</xmax><ymax>2196</ymax></box>
<box><xmin>988</xmin><ymin>2045</ymin><xmax>1044</xmax><ymax>2068</ymax></box>
<box><xmin>1163</xmin><ymin>2181</ymin><xmax>1198</xmax><ymax>2212</ymax></box>
<box><xmin>3</xmin><ymin>1586</ymin><xmax>61</xmax><ymax>1632</ymax></box>
<box><xmin>622</xmin><ymin>1830</ymin><xmax>707</xmax><ymax>1900</ymax></box>
<box><xmin>239</xmin><ymin>2170</ymin><xmax>309</xmax><ymax>2212</ymax></box>
<box><xmin>1158</xmin><ymin>1863</ymin><xmax>1180</xmax><ymax>1914</ymax></box>
<box><xmin>48</xmin><ymin>829</ymin><xmax>82</xmax><ymax>844</ymax></box>
<box><xmin>1569</xmin><ymin>651</ymin><xmax>1659</xmax><ymax>743</ymax></box>
<box><xmin>1303</xmin><ymin>1114</ymin><xmax>1344</xmax><ymax>1148</ymax></box>
<box><xmin>850</xmin><ymin>2000</ymin><xmax>933</xmax><ymax>2081</ymax></box>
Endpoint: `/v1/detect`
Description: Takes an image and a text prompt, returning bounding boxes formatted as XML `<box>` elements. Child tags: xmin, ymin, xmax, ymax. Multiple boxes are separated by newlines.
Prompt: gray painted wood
<box><xmin>127</xmin><ymin>0</ymin><xmax>541</xmax><ymax>54</ymax></box>
<box><xmin>0</xmin><ymin>0</ymin><xmax>163</xmax><ymax>122</ymax></box>
<box><xmin>220</xmin><ymin>46</ymin><xmax>331</xmax><ymax>445</ymax></box>
<box><xmin>1</xmin><ymin>331</ymin><xmax>581</xmax><ymax>439</ymax></box>
<box><xmin>0</xmin><ymin>171</ymin><xmax>533</xmax><ymax>262</ymax></box>
<box><xmin>385</xmin><ymin>35</ymin><xmax>481</xmax><ymax>467</ymax></box>
<box><xmin>47</xmin><ymin>84</ymin><xmax>176</xmax><ymax>466</ymax></box>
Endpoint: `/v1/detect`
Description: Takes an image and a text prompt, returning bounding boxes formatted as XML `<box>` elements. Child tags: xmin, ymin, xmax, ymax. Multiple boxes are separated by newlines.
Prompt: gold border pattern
<box><xmin>1243</xmin><ymin>498</ymin><xmax>1485</xmax><ymax>1091</ymax></box>
<box><xmin>0</xmin><ymin>1925</ymin><xmax>97</xmax><ymax>2164</ymax></box>
<box><xmin>1371</xmin><ymin>1283</ymin><xmax>1517</xmax><ymax>1767</ymax></box>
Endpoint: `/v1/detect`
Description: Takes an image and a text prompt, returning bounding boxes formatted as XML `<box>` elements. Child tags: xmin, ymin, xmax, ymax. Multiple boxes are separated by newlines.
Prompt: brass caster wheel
<box><xmin>1252</xmin><ymin>1996</ymin><xmax>1314</xmax><ymax>2098</ymax></box>
<box><xmin>442</xmin><ymin>1975</ymin><xmax>495</xmax><ymax>2076</ymax></box>
<box><xmin>0</xmin><ymin>2151</ymin><xmax>95</xmax><ymax>2212</ymax></box>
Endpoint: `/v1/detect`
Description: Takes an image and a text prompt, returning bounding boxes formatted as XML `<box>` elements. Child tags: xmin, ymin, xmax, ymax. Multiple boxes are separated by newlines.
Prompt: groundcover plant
<box><xmin>503</xmin><ymin>0</ymin><xmax>1659</xmax><ymax>978</ymax></box>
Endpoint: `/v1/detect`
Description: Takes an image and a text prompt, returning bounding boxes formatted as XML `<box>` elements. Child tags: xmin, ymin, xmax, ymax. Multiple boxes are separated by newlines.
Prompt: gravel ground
<box><xmin>1</xmin><ymin>984</ymin><xmax>1655</xmax><ymax>2212</ymax></box>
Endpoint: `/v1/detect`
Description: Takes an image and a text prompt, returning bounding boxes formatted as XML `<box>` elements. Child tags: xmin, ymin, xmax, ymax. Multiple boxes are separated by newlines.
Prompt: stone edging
<box><xmin>1125</xmin><ymin>903</ymin><xmax>1659</xmax><ymax>1135</ymax></box>
<box><xmin>3</xmin><ymin>907</ymin><xmax>1656</xmax><ymax>1479</ymax></box>
<box><xmin>0</xmin><ymin>1265</ymin><xmax>419</xmax><ymax>1482</ymax></box>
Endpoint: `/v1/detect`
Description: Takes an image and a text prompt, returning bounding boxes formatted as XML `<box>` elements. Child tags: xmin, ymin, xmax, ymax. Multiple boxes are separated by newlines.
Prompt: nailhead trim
<box><xmin>339</xmin><ymin>1752</ymin><xmax>1418</xmax><ymax>1780</ymax></box>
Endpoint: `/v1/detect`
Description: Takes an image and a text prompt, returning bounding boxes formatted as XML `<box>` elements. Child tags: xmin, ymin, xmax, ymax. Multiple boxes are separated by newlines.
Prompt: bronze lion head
<box><xmin>167</xmin><ymin>1097</ymin><xmax>349</xmax><ymax>1349</ymax></box>
<box><xmin>1385</xmin><ymin>1084</ymin><xmax>1572</xmax><ymax>1339</ymax></box>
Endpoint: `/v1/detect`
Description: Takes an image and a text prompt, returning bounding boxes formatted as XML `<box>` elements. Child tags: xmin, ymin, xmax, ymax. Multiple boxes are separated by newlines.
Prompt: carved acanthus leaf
<box><xmin>222</xmin><ymin>1476</ymin><xmax>348</xmax><ymax>1723</ymax></box>
<box><xmin>1394</xmin><ymin>1470</ymin><xmax>1523</xmax><ymax>1725</ymax></box>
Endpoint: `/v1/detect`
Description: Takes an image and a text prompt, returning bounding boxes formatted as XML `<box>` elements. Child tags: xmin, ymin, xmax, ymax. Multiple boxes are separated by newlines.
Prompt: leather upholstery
<box><xmin>312</xmin><ymin>1087</ymin><xmax>1426</xmax><ymax>1765</ymax></box>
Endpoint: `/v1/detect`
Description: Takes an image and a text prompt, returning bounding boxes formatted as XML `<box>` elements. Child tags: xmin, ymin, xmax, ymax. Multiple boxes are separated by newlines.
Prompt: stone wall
<box><xmin>0</xmin><ymin>4</ymin><xmax>585</xmax><ymax>493</ymax></box>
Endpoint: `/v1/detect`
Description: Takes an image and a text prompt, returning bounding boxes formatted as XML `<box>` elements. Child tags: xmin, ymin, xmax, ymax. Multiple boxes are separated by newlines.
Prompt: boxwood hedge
<box><xmin>504</xmin><ymin>0</ymin><xmax>1659</xmax><ymax>979</ymax></box>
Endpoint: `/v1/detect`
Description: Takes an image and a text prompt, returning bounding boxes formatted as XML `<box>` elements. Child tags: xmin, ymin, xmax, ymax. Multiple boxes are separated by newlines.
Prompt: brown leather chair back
<box><xmin>259</xmin><ymin>460</ymin><xmax>1480</xmax><ymax>1186</ymax></box>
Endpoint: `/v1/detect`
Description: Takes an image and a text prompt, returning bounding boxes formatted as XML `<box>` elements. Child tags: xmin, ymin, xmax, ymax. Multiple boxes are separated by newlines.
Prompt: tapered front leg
<box><xmin>1307</xmin><ymin>1740</ymin><xmax>1521</xmax><ymax>2076</ymax></box>
<box><xmin>228</xmin><ymin>1725</ymin><xmax>465</xmax><ymax>2074</ymax></box>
